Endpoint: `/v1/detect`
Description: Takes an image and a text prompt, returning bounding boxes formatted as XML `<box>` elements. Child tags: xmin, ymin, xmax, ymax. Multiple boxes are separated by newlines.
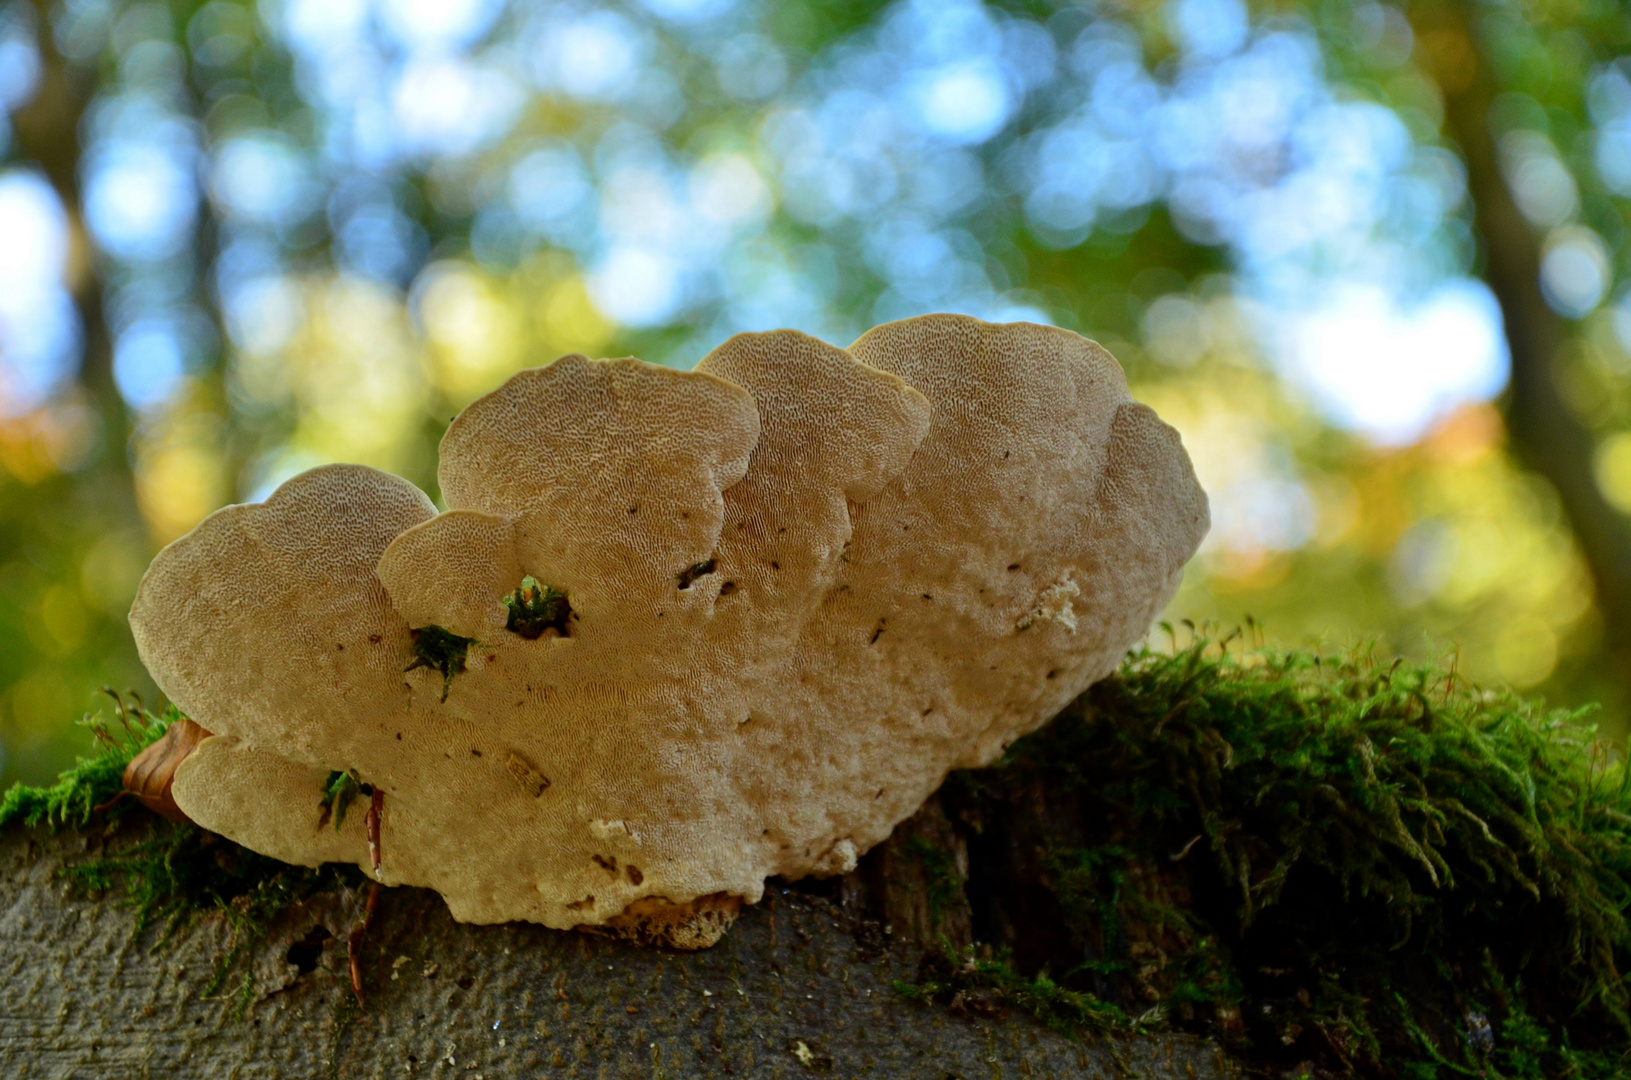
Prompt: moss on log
<box><xmin>8</xmin><ymin>636</ymin><xmax>1631</xmax><ymax>1077</ymax></box>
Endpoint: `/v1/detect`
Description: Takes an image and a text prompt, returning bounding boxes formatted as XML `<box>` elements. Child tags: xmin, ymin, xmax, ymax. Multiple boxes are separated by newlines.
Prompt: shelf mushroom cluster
<box><xmin>128</xmin><ymin>314</ymin><xmax>1209</xmax><ymax>948</ymax></box>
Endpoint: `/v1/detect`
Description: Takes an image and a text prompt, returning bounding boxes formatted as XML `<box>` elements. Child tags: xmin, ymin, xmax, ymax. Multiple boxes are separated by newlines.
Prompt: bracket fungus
<box><xmin>128</xmin><ymin>314</ymin><xmax>1208</xmax><ymax>949</ymax></box>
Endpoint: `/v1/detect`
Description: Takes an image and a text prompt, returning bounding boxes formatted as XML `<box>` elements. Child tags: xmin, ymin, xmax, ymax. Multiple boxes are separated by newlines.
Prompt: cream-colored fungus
<box><xmin>129</xmin><ymin>314</ymin><xmax>1208</xmax><ymax>948</ymax></box>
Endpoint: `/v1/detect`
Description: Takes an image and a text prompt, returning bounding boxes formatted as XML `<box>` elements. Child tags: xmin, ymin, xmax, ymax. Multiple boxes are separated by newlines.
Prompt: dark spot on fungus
<box><xmin>368</xmin><ymin>634</ymin><xmax>382</xmax><ymax>644</ymax></box>
<box><xmin>458</xmin><ymin>976</ymin><xmax>474</xmax><ymax>990</ymax></box>
<box><xmin>567</xmin><ymin>896</ymin><xmax>594</xmax><ymax>911</ymax></box>
<box><xmin>771</xmin><ymin>561</ymin><xmax>779</xmax><ymax>570</ymax></box>
<box><xmin>1008</xmin><ymin>563</ymin><xmax>1021</xmax><ymax>571</ymax></box>
<box><xmin>677</xmin><ymin>559</ymin><xmax>716</xmax><ymax>589</ymax></box>
<box><xmin>471</xmin><ymin>748</ymin><xmax>482</xmax><ymax>757</ymax></box>
<box><xmin>869</xmin><ymin>620</ymin><xmax>886</xmax><ymax>645</ymax></box>
<box><xmin>486</xmin><ymin>653</ymin><xmax>497</xmax><ymax>662</ymax></box>
<box><xmin>922</xmin><ymin>593</ymin><xmax>932</xmax><ymax>600</ymax></box>
<box><xmin>592</xmin><ymin>854</ymin><xmax>619</xmax><ymax>874</ymax></box>
<box><xmin>336</xmin><ymin>643</ymin><xmax>344</xmax><ymax>651</ymax></box>
<box><xmin>395</xmin><ymin>732</ymin><xmax>402</xmax><ymax>740</ymax></box>
<box><xmin>506</xmin><ymin>750</ymin><xmax>550</xmax><ymax>797</ymax></box>
<box><xmin>628</xmin><ymin>505</ymin><xmax>638</xmax><ymax>514</ymax></box>
<box><xmin>405</xmin><ymin>625</ymin><xmax>475</xmax><ymax>702</ymax></box>
<box><xmin>504</xmin><ymin>577</ymin><xmax>571</xmax><ymax>639</ymax></box>
<box><xmin>1047</xmin><ymin>669</ymin><xmax>1059</xmax><ymax>679</ymax></box>
<box><xmin>719</xmin><ymin>580</ymin><xmax>737</xmax><ymax>597</ymax></box>
<box><xmin>627</xmin><ymin>865</ymin><xmax>643</xmax><ymax>885</ymax></box>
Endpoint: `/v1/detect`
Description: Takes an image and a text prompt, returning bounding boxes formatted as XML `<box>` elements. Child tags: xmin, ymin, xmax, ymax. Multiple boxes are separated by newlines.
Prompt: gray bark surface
<box><xmin>1</xmin><ymin>822</ymin><xmax>1233</xmax><ymax>1079</ymax></box>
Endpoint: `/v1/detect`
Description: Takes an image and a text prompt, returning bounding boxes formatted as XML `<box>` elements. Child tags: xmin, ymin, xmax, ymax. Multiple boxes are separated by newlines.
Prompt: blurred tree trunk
<box><xmin>11</xmin><ymin>0</ymin><xmax>137</xmax><ymax>502</ymax></box>
<box><xmin>1413</xmin><ymin>0</ymin><xmax>1631</xmax><ymax>671</ymax></box>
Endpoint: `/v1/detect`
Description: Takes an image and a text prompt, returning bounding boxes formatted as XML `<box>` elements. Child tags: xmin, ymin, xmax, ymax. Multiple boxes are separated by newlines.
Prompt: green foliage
<box><xmin>972</xmin><ymin>630</ymin><xmax>1631</xmax><ymax>1074</ymax></box>
<box><xmin>503</xmin><ymin>576</ymin><xmax>571</xmax><ymax>639</ymax></box>
<box><xmin>0</xmin><ymin>690</ymin><xmax>170</xmax><ymax>830</ymax></box>
<box><xmin>405</xmin><ymin>625</ymin><xmax>475</xmax><ymax>702</ymax></box>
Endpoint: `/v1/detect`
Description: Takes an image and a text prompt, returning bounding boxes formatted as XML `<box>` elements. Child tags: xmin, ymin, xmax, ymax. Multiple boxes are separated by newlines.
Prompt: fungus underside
<box><xmin>6</xmin><ymin>633</ymin><xmax>1631</xmax><ymax>1075</ymax></box>
<box><xmin>503</xmin><ymin>576</ymin><xmax>571</xmax><ymax>639</ymax></box>
<box><xmin>405</xmin><ymin>625</ymin><xmax>475</xmax><ymax>701</ymax></box>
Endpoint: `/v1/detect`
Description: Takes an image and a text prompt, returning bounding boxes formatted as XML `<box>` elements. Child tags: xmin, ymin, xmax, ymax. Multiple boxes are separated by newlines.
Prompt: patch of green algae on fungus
<box><xmin>900</xmin><ymin>630</ymin><xmax>1631</xmax><ymax>1078</ymax></box>
<box><xmin>1</xmin><ymin>694</ymin><xmax>362</xmax><ymax>1017</ymax></box>
<box><xmin>405</xmin><ymin>624</ymin><xmax>475</xmax><ymax>702</ymax></box>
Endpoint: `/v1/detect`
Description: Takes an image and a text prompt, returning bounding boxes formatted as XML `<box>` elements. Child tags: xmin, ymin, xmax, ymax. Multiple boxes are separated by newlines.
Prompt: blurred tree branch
<box><xmin>10</xmin><ymin>0</ymin><xmax>134</xmax><ymax>489</ymax></box>
<box><xmin>1414</xmin><ymin>0</ymin><xmax>1631</xmax><ymax>661</ymax></box>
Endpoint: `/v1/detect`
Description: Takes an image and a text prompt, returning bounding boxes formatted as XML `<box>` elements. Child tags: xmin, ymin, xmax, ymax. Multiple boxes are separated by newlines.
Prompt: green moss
<box><xmin>903</xmin><ymin>836</ymin><xmax>964</xmax><ymax>927</ymax></box>
<box><xmin>953</xmin><ymin>629</ymin><xmax>1631</xmax><ymax>1075</ymax></box>
<box><xmin>61</xmin><ymin>820</ymin><xmax>364</xmax><ymax>1016</ymax></box>
<box><xmin>503</xmin><ymin>576</ymin><xmax>571</xmax><ymax>638</ymax></box>
<box><xmin>405</xmin><ymin>624</ymin><xmax>475</xmax><ymax>701</ymax></box>
<box><xmin>2</xmin><ymin>691</ymin><xmax>364</xmax><ymax>1016</ymax></box>
<box><xmin>0</xmin><ymin>690</ymin><xmax>171</xmax><ymax>830</ymax></box>
<box><xmin>894</xmin><ymin>941</ymin><xmax>1135</xmax><ymax>1037</ymax></box>
<box><xmin>318</xmin><ymin>769</ymin><xmax>371</xmax><ymax>830</ymax></box>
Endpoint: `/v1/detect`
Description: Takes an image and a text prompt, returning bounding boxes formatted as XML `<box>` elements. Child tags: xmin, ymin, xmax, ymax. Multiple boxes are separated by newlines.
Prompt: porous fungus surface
<box><xmin>128</xmin><ymin>314</ymin><xmax>1209</xmax><ymax>946</ymax></box>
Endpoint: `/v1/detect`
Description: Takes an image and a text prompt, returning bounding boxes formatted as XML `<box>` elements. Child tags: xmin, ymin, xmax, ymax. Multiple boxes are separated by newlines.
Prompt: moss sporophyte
<box><xmin>405</xmin><ymin>624</ymin><xmax>475</xmax><ymax>701</ymax></box>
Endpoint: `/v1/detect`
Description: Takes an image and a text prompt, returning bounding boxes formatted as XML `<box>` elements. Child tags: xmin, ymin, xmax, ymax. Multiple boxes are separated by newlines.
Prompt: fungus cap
<box><xmin>128</xmin><ymin>315</ymin><xmax>1209</xmax><ymax>947</ymax></box>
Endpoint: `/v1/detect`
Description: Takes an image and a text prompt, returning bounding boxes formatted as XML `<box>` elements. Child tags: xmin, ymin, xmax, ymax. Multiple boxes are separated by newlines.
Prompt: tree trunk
<box><xmin>0</xmin><ymin>814</ymin><xmax>1233</xmax><ymax>1078</ymax></box>
<box><xmin>1418</xmin><ymin>0</ymin><xmax>1631</xmax><ymax>665</ymax></box>
<box><xmin>12</xmin><ymin>0</ymin><xmax>134</xmax><ymax>476</ymax></box>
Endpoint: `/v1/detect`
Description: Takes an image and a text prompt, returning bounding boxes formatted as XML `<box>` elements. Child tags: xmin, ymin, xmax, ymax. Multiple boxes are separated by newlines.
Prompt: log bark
<box><xmin>0</xmin><ymin>815</ymin><xmax>1234</xmax><ymax>1079</ymax></box>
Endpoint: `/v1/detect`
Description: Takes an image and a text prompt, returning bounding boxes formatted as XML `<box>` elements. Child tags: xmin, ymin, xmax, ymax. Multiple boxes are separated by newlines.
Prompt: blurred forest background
<box><xmin>0</xmin><ymin>0</ymin><xmax>1627</xmax><ymax>784</ymax></box>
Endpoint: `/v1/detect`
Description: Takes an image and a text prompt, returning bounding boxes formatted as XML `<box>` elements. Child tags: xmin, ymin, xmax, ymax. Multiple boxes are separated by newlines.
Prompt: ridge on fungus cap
<box><xmin>127</xmin><ymin>315</ymin><xmax>1208</xmax><ymax>949</ymax></box>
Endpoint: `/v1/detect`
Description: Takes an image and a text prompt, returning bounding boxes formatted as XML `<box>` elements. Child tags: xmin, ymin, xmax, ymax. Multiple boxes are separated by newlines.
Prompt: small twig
<box><xmin>348</xmin><ymin>881</ymin><xmax>382</xmax><ymax>1008</ymax></box>
<box><xmin>365</xmin><ymin>788</ymin><xmax>384</xmax><ymax>878</ymax></box>
<box><xmin>1169</xmin><ymin>834</ymin><xmax>1203</xmax><ymax>862</ymax></box>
